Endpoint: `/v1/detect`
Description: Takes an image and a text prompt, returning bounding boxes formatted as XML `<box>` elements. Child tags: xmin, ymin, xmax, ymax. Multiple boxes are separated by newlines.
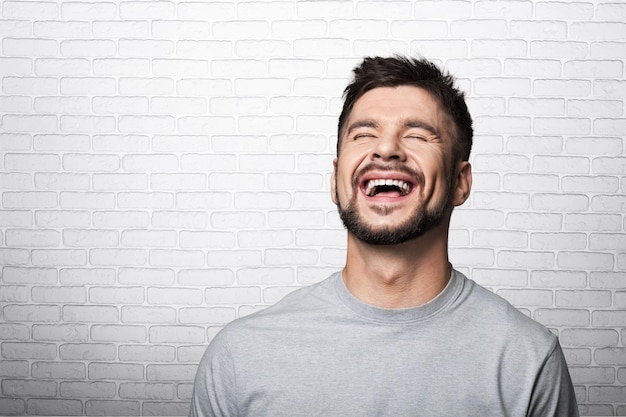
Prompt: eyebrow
<box><xmin>345</xmin><ymin>119</ymin><xmax>440</xmax><ymax>137</ymax></box>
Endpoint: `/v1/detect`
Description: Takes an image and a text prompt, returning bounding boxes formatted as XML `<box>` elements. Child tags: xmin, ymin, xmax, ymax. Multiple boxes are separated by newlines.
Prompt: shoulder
<box><xmin>218</xmin><ymin>272</ymin><xmax>341</xmax><ymax>339</ymax></box>
<box><xmin>456</xmin><ymin>272</ymin><xmax>558</xmax><ymax>354</ymax></box>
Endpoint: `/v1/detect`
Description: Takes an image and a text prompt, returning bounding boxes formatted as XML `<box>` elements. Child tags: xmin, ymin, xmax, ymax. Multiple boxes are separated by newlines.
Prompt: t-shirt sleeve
<box><xmin>189</xmin><ymin>329</ymin><xmax>238</xmax><ymax>417</ymax></box>
<box><xmin>527</xmin><ymin>339</ymin><xmax>579</xmax><ymax>417</ymax></box>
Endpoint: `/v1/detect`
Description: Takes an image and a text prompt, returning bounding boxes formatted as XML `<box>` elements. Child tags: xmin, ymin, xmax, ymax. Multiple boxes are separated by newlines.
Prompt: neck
<box><xmin>342</xmin><ymin>224</ymin><xmax>452</xmax><ymax>309</ymax></box>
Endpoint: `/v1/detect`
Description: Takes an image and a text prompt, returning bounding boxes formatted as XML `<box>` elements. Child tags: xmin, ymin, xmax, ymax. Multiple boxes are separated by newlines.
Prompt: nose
<box><xmin>371</xmin><ymin>135</ymin><xmax>406</xmax><ymax>162</ymax></box>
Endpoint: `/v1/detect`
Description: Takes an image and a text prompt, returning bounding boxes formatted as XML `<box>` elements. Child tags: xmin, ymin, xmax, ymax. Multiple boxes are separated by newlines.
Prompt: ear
<box><xmin>452</xmin><ymin>161</ymin><xmax>472</xmax><ymax>207</ymax></box>
<box><xmin>330</xmin><ymin>158</ymin><xmax>338</xmax><ymax>204</ymax></box>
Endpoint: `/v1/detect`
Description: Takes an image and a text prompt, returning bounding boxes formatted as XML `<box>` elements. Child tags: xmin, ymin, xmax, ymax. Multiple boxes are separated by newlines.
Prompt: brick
<box><xmin>119</xmin><ymin>382</ymin><xmax>174</xmax><ymax>400</ymax></box>
<box><xmin>34</xmin><ymin>134</ymin><xmax>90</xmax><ymax>151</ymax></box>
<box><xmin>149</xmin><ymin>249</ymin><xmax>205</xmax><ymax>267</ymax></box>
<box><xmin>449</xmin><ymin>209</ymin><xmax>504</xmax><ymax>228</ymax></box>
<box><xmin>31</xmin><ymin>249</ymin><xmax>87</xmax><ymax>266</ymax></box>
<box><xmin>121</xmin><ymin>230</ymin><xmax>176</xmax><ymax>248</ymax></box>
<box><xmin>561</xmin><ymin>329</ymin><xmax>619</xmax><ymax>347</ymax></box>
<box><xmin>588</xmin><ymin>386</ymin><xmax>626</xmax><ymax>403</ymax></box>
<box><xmin>3</xmin><ymin>38</ymin><xmax>58</xmax><ymax>57</ymax></box>
<box><xmin>473</xmin><ymin>230</ymin><xmax>527</xmax><ymax>249</ymax></box>
<box><xmin>207</xmin><ymin>250</ymin><xmax>263</xmax><ymax>267</ymax></box>
<box><xmin>509</xmin><ymin>98</ymin><xmax>564</xmax><ymax>116</ymax></box>
<box><xmin>503</xmin><ymin>173</ymin><xmax>559</xmax><ymax>192</ymax></box>
<box><xmin>592</xmin><ymin>311</ymin><xmax>626</xmax><ymax>327</ymax></box>
<box><xmin>565</xmin><ymin>213</ymin><xmax>621</xmax><ymax>231</ymax></box>
<box><xmin>60</xmin><ymin>268</ymin><xmax>115</xmax><ymax>285</ymax></box>
<box><xmin>33</xmin><ymin>20</ymin><xmax>90</xmax><ymax>38</ymax></box>
<box><xmin>0</xmin><ymin>286</ymin><xmax>29</xmax><ymax>303</ymax></box>
<box><xmin>63</xmin><ymin>229</ymin><xmax>118</xmax><ymax>248</ymax></box>
<box><xmin>119</xmin><ymin>345</ymin><xmax>176</xmax><ymax>362</ymax></box>
<box><xmin>556</xmin><ymin>290</ymin><xmax>612</xmax><ymax>308</ymax></box>
<box><xmin>152</xmin><ymin>135</ymin><xmax>209</xmax><ymax>152</ymax></box>
<box><xmin>534</xmin><ymin>309</ymin><xmax>589</xmax><ymax>327</ymax></box>
<box><xmin>0</xmin><ymin>324</ymin><xmax>30</xmax><ymax>341</ymax></box>
<box><xmin>90</xmin><ymin>248</ymin><xmax>147</xmax><ymax>266</ymax></box>
<box><xmin>571</xmin><ymin>22</ymin><xmax>626</xmax><ymax>40</ymax></box>
<box><xmin>0</xmin><ymin>172</ymin><xmax>33</xmax><ymax>190</ymax></box>
<box><xmin>181</xmin><ymin>154</ymin><xmax>236</xmax><ymax>172</ymax></box>
<box><xmin>27</xmin><ymin>399</ymin><xmax>82</xmax><ymax>415</ymax></box>
<box><xmin>569</xmin><ymin>367</ymin><xmax>614</xmax><ymax>384</ymax></box>
<box><xmin>118</xmin><ymin>192</ymin><xmax>174</xmax><ymax>209</ymax></box>
<box><xmin>591</xmin><ymin>41</ymin><xmax>626</xmax><ymax>58</ymax></box>
<box><xmin>557</xmin><ymin>251</ymin><xmax>615</xmax><ymax>271</ymax></box>
<box><xmin>59</xmin><ymin>343</ymin><xmax>116</xmax><ymax>361</ymax></box>
<box><xmin>531</xmin><ymin>194</ymin><xmax>588</xmax><ymax>212</ymax></box>
<box><xmin>0</xmin><ymin>248</ymin><xmax>30</xmax><ymax>265</ymax></box>
<box><xmin>2</xmin><ymin>342</ymin><xmax>57</xmax><ymax>360</ymax></box>
<box><xmin>32</xmin><ymin>324</ymin><xmax>88</xmax><ymax>342</ymax></box>
<box><xmin>32</xmin><ymin>362</ymin><xmax>87</xmax><ymax>379</ymax></box>
<box><xmin>178</xmin><ymin>269</ymin><xmax>234</xmax><ymax>286</ymax></box>
<box><xmin>147</xmin><ymin>288</ymin><xmax>202</xmax><ymax>305</ymax></box>
<box><xmin>85</xmin><ymin>400</ymin><xmax>140</xmax><ymax>416</ymax></box>
<box><xmin>63</xmin><ymin>305</ymin><xmax>118</xmax><ymax>323</ymax></box>
<box><xmin>590</xmin><ymin>272</ymin><xmax>626</xmax><ymax>289</ymax></box>
<box><xmin>205</xmin><ymin>287</ymin><xmax>261</xmax><ymax>305</ymax></box>
<box><xmin>142</xmin><ymin>401</ymin><xmax>189</xmax><ymax>416</ymax></box>
<box><xmin>146</xmin><ymin>364</ymin><xmax>197</xmax><ymax>381</ymax></box>
<box><xmin>150</xmin><ymin>173</ymin><xmax>206</xmax><ymax>191</ymax></box>
<box><xmin>595</xmin><ymin>347</ymin><xmax>626</xmax><ymax>365</ymax></box>
<box><xmin>92</xmin><ymin>96</ymin><xmax>149</xmax><ymax>115</ymax></box>
<box><xmin>89</xmin><ymin>287</ymin><xmax>144</xmax><ymax>304</ymax></box>
<box><xmin>119</xmin><ymin>115</ymin><xmax>175</xmax><ymax>133</ymax></box>
<box><xmin>179</xmin><ymin>231</ymin><xmax>235</xmax><ymax>249</ymax></box>
<box><xmin>119</xmin><ymin>268</ymin><xmax>175</xmax><ymax>286</ymax></box>
<box><xmin>35</xmin><ymin>211</ymin><xmax>90</xmax><ymax>228</ymax></box>
<box><xmin>120</xmin><ymin>77</ymin><xmax>174</xmax><ymax>95</ymax></box>
<box><xmin>236</xmin><ymin>77</ymin><xmax>290</xmax><ymax>96</ymax></box>
<box><xmin>120</xmin><ymin>39</ymin><xmax>174</xmax><ymax>58</ymax></box>
<box><xmin>179</xmin><ymin>307</ymin><xmax>236</xmax><ymax>325</ymax></box>
<box><xmin>60</xmin><ymin>381</ymin><xmax>115</xmax><ymax>398</ymax></box>
<box><xmin>590</xmin><ymin>233</ymin><xmax>626</xmax><ymax>250</ymax></box>
<box><xmin>93</xmin><ymin>21</ymin><xmax>149</xmax><ymax>38</ymax></box>
<box><xmin>92</xmin><ymin>211</ymin><xmax>149</xmax><ymax>227</ymax></box>
<box><xmin>5</xmin><ymin>229</ymin><xmax>59</xmax><ymax>247</ymax></box>
<box><xmin>2</xmin><ymin>379</ymin><xmax>56</xmax><ymax>397</ymax></box>
<box><xmin>151</xmin><ymin>210</ymin><xmax>207</xmax><ymax>228</ymax></box>
<box><xmin>472</xmin><ymin>191</ymin><xmax>530</xmax><ymax>210</ymax></box>
<box><xmin>148</xmin><ymin>326</ymin><xmax>204</xmax><ymax>344</ymax></box>
<box><xmin>209</xmin><ymin>173</ymin><xmax>264</xmax><ymax>191</ymax></box>
<box><xmin>152</xmin><ymin>20</ymin><xmax>211</xmax><ymax>39</ymax></box>
<box><xmin>175</xmin><ymin>192</ymin><xmax>229</xmax><ymax>210</ymax></box>
<box><xmin>88</xmin><ymin>363</ymin><xmax>144</xmax><ymax>381</ymax></box>
<box><xmin>497</xmin><ymin>250</ymin><xmax>554</xmax><ymax>268</ymax></box>
<box><xmin>0</xmin><ymin>360</ymin><xmax>29</xmax><ymax>377</ymax></box>
<box><xmin>530</xmin><ymin>232</ymin><xmax>586</xmax><ymax>250</ymax></box>
<box><xmin>2</xmin><ymin>191</ymin><xmax>57</xmax><ymax>209</ymax></box>
<box><xmin>121</xmin><ymin>306</ymin><xmax>176</xmax><ymax>324</ymax></box>
<box><xmin>265</xmin><ymin>248</ymin><xmax>319</xmax><ymax>266</ymax></box>
<box><xmin>60</xmin><ymin>115</ymin><xmax>116</xmax><ymax>133</ymax></box>
<box><xmin>91</xmin><ymin>325</ymin><xmax>147</xmax><ymax>343</ymax></box>
<box><xmin>59</xmin><ymin>77</ymin><xmax>116</xmax><ymax>94</ymax></box>
<box><xmin>178</xmin><ymin>116</ymin><xmax>235</xmax><ymax>134</ymax></box>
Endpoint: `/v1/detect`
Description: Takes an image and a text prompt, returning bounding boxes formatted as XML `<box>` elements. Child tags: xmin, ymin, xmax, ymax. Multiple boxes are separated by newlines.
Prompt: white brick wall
<box><xmin>0</xmin><ymin>0</ymin><xmax>624</xmax><ymax>415</ymax></box>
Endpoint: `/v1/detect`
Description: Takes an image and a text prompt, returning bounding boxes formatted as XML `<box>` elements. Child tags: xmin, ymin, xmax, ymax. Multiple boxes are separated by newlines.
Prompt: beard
<box><xmin>336</xmin><ymin>168</ymin><xmax>453</xmax><ymax>246</ymax></box>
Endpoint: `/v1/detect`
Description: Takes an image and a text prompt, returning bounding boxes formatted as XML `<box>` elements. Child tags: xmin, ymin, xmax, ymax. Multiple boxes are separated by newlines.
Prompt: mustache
<box><xmin>351</xmin><ymin>163</ymin><xmax>425</xmax><ymax>189</ymax></box>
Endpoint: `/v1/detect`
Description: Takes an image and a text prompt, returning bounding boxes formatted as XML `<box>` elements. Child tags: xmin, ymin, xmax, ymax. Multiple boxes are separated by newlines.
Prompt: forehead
<box><xmin>347</xmin><ymin>85</ymin><xmax>446</xmax><ymax>129</ymax></box>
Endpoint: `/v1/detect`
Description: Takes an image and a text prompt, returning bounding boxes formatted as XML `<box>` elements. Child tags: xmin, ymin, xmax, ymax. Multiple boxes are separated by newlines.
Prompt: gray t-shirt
<box><xmin>190</xmin><ymin>269</ymin><xmax>579</xmax><ymax>417</ymax></box>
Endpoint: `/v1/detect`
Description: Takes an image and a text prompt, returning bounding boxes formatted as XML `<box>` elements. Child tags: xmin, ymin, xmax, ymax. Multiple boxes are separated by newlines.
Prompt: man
<box><xmin>189</xmin><ymin>56</ymin><xmax>579</xmax><ymax>416</ymax></box>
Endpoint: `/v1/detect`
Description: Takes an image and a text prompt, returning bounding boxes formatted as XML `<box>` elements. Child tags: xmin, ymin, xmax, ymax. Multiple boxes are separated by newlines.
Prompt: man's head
<box><xmin>337</xmin><ymin>56</ymin><xmax>473</xmax><ymax>163</ymax></box>
<box><xmin>332</xmin><ymin>56</ymin><xmax>473</xmax><ymax>245</ymax></box>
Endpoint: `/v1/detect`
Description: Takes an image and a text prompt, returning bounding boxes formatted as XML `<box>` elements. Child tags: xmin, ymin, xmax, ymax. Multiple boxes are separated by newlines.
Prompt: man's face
<box><xmin>332</xmin><ymin>85</ymin><xmax>462</xmax><ymax>245</ymax></box>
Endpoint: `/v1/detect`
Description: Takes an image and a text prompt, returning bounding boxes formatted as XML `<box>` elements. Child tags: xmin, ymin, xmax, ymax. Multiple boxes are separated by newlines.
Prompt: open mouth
<box><xmin>363</xmin><ymin>178</ymin><xmax>413</xmax><ymax>197</ymax></box>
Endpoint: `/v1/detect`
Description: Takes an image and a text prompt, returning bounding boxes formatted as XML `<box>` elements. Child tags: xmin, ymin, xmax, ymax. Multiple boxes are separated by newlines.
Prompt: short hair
<box><xmin>337</xmin><ymin>56</ymin><xmax>473</xmax><ymax>162</ymax></box>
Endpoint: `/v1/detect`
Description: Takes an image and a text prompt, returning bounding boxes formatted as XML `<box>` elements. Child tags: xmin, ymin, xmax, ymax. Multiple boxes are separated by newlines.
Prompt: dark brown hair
<box><xmin>337</xmin><ymin>56</ymin><xmax>473</xmax><ymax>162</ymax></box>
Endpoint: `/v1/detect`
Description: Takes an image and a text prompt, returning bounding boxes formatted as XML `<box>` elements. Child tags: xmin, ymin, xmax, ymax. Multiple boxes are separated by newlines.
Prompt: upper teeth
<box><xmin>365</xmin><ymin>179</ymin><xmax>411</xmax><ymax>196</ymax></box>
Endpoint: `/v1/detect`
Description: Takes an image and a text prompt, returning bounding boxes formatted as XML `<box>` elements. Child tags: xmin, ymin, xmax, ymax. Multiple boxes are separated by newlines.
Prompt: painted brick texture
<box><xmin>1</xmin><ymin>1</ymin><xmax>625</xmax><ymax>416</ymax></box>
